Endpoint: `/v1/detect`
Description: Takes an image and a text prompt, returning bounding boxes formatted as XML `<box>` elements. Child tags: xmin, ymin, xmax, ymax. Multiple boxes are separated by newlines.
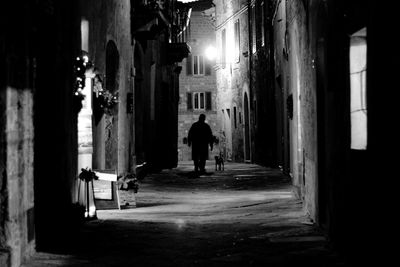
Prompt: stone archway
<box><xmin>105</xmin><ymin>41</ymin><xmax>119</xmax><ymax>170</ymax></box>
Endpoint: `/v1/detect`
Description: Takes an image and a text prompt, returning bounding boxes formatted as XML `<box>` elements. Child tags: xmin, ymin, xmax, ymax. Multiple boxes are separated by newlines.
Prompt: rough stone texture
<box><xmin>1</xmin><ymin>2</ymin><xmax>81</xmax><ymax>266</ymax></box>
<box><xmin>1</xmin><ymin>40</ymin><xmax>35</xmax><ymax>267</ymax></box>
<box><xmin>117</xmin><ymin>189</ymin><xmax>137</xmax><ymax>208</ymax></box>
<box><xmin>274</xmin><ymin>0</ymin><xmax>319</xmax><ymax>222</ymax></box>
<box><xmin>214</xmin><ymin>0</ymin><xmax>250</xmax><ymax>162</ymax></box>
<box><xmin>84</xmin><ymin>0</ymin><xmax>134</xmax><ymax>175</ymax></box>
<box><xmin>0</xmin><ymin>250</ymin><xmax>10</xmax><ymax>267</ymax></box>
<box><xmin>264</xmin><ymin>1</ymin><xmax>392</xmax><ymax>264</ymax></box>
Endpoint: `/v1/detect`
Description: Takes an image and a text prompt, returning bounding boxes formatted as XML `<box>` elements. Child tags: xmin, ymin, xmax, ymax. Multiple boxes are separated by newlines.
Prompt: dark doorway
<box><xmin>244</xmin><ymin>93</ymin><xmax>251</xmax><ymax>161</ymax></box>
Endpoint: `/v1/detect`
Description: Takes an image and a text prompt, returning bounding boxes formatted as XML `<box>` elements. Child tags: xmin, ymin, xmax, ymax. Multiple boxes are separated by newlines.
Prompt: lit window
<box><xmin>193</xmin><ymin>55</ymin><xmax>204</xmax><ymax>75</ymax></box>
<box><xmin>350</xmin><ymin>27</ymin><xmax>367</xmax><ymax>150</ymax></box>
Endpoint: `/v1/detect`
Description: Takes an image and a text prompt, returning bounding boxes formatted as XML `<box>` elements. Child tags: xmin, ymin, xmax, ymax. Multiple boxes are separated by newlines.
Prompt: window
<box><xmin>221</xmin><ymin>29</ymin><xmax>226</xmax><ymax>68</ymax></box>
<box><xmin>234</xmin><ymin>106</ymin><xmax>237</xmax><ymax>128</ymax></box>
<box><xmin>190</xmin><ymin>92</ymin><xmax>212</xmax><ymax>111</ymax></box>
<box><xmin>187</xmin><ymin>55</ymin><xmax>211</xmax><ymax>76</ymax></box>
<box><xmin>350</xmin><ymin>27</ymin><xmax>367</xmax><ymax>150</ymax></box>
<box><xmin>251</xmin><ymin>4</ymin><xmax>256</xmax><ymax>53</ymax></box>
<box><xmin>234</xmin><ymin>19</ymin><xmax>240</xmax><ymax>62</ymax></box>
<box><xmin>193</xmin><ymin>55</ymin><xmax>204</xmax><ymax>75</ymax></box>
<box><xmin>187</xmin><ymin>92</ymin><xmax>193</xmax><ymax>110</ymax></box>
<box><xmin>205</xmin><ymin>92</ymin><xmax>212</xmax><ymax>110</ymax></box>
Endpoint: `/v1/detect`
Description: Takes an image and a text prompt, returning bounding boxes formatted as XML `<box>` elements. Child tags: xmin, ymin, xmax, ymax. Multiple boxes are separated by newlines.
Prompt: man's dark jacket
<box><xmin>188</xmin><ymin>121</ymin><xmax>213</xmax><ymax>160</ymax></box>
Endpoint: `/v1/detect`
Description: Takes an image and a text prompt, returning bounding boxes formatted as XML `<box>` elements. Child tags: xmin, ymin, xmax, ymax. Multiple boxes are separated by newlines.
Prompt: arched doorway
<box><xmin>105</xmin><ymin>41</ymin><xmax>119</xmax><ymax>170</ymax></box>
<box><xmin>244</xmin><ymin>92</ymin><xmax>251</xmax><ymax>161</ymax></box>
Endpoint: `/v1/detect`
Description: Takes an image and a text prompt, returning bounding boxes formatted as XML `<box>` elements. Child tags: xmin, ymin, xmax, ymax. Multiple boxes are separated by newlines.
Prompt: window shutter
<box><xmin>205</xmin><ymin>59</ymin><xmax>212</xmax><ymax>75</ymax></box>
<box><xmin>205</xmin><ymin>92</ymin><xmax>212</xmax><ymax>110</ymax></box>
<box><xmin>186</xmin><ymin>55</ymin><xmax>192</xmax><ymax>75</ymax></box>
<box><xmin>187</xmin><ymin>92</ymin><xmax>193</xmax><ymax>110</ymax></box>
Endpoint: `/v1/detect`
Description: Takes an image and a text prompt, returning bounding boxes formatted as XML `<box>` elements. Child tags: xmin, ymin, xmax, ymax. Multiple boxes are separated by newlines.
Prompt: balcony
<box><xmin>131</xmin><ymin>2</ymin><xmax>170</xmax><ymax>40</ymax></box>
<box><xmin>167</xmin><ymin>42</ymin><xmax>191</xmax><ymax>63</ymax></box>
<box><xmin>132</xmin><ymin>0</ymin><xmax>192</xmax><ymax>42</ymax></box>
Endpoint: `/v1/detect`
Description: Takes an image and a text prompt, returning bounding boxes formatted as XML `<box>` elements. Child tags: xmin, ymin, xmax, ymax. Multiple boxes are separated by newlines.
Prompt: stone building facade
<box><xmin>0</xmin><ymin>1</ymin><xmax>191</xmax><ymax>266</ymax></box>
<box><xmin>248</xmin><ymin>0</ymin><xmax>393</xmax><ymax>264</ymax></box>
<box><xmin>83</xmin><ymin>0</ymin><xmax>191</xmax><ymax>174</ymax></box>
<box><xmin>1</xmin><ymin>1</ymin><xmax>81</xmax><ymax>266</ymax></box>
<box><xmin>213</xmin><ymin>0</ymin><xmax>250</xmax><ymax>162</ymax></box>
<box><xmin>178</xmin><ymin>0</ymin><xmax>220</xmax><ymax>162</ymax></box>
<box><xmin>132</xmin><ymin>0</ymin><xmax>191</xmax><ymax>170</ymax></box>
<box><xmin>82</xmin><ymin>0</ymin><xmax>134</xmax><ymax>177</ymax></box>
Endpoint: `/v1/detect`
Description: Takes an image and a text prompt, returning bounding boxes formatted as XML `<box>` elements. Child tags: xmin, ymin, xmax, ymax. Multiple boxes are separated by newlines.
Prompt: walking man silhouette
<box><xmin>188</xmin><ymin>114</ymin><xmax>213</xmax><ymax>173</ymax></box>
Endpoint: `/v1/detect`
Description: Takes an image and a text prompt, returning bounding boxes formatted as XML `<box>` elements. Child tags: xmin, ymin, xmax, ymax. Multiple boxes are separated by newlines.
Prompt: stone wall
<box><xmin>0</xmin><ymin>6</ymin><xmax>36</xmax><ymax>264</ymax></box>
<box><xmin>84</xmin><ymin>0</ymin><xmax>134</xmax><ymax>175</ymax></box>
<box><xmin>214</xmin><ymin>0</ymin><xmax>250</xmax><ymax>162</ymax></box>
<box><xmin>1</xmin><ymin>1</ymin><xmax>81</xmax><ymax>266</ymax></box>
<box><xmin>4</xmin><ymin>88</ymin><xmax>35</xmax><ymax>266</ymax></box>
<box><xmin>271</xmin><ymin>0</ymin><xmax>319</xmax><ymax>224</ymax></box>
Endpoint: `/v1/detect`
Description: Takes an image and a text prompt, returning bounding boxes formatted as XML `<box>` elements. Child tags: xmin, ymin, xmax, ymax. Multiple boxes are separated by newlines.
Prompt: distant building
<box><xmin>178</xmin><ymin>0</ymin><xmax>220</xmax><ymax>161</ymax></box>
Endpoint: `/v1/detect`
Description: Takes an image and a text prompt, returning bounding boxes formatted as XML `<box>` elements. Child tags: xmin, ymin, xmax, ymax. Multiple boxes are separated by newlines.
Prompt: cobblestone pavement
<box><xmin>24</xmin><ymin>162</ymin><xmax>348</xmax><ymax>267</ymax></box>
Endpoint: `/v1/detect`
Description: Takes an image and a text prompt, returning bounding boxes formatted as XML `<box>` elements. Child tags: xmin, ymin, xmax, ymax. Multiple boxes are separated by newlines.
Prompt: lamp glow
<box><xmin>205</xmin><ymin>46</ymin><xmax>217</xmax><ymax>61</ymax></box>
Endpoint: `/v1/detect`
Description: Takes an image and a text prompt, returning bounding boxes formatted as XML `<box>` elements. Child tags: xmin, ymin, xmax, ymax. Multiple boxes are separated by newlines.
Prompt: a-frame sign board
<box><xmin>93</xmin><ymin>170</ymin><xmax>120</xmax><ymax>210</ymax></box>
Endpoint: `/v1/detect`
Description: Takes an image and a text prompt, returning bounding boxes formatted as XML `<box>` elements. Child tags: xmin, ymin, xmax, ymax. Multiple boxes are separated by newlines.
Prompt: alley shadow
<box><xmin>28</xmin><ymin>219</ymin><xmax>345</xmax><ymax>267</ymax></box>
<box><xmin>135</xmin><ymin>202</ymin><xmax>175</xmax><ymax>208</ymax></box>
<box><xmin>182</xmin><ymin>171</ymin><xmax>215</xmax><ymax>179</ymax></box>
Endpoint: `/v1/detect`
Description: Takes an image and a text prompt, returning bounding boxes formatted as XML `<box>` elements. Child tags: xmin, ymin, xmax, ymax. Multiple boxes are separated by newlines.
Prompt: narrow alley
<box><xmin>1</xmin><ymin>0</ymin><xmax>395</xmax><ymax>266</ymax></box>
<box><xmin>23</xmin><ymin>162</ymin><xmax>344</xmax><ymax>267</ymax></box>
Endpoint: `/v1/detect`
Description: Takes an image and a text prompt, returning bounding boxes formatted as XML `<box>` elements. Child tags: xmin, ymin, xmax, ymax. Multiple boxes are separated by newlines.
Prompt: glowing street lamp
<box><xmin>205</xmin><ymin>45</ymin><xmax>217</xmax><ymax>61</ymax></box>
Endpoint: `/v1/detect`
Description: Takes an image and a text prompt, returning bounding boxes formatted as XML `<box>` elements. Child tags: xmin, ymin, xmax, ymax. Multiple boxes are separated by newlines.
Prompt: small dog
<box><xmin>214</xmin><ymin>153</ymin><xmax>224</xmax><ymax>171</ymax></box>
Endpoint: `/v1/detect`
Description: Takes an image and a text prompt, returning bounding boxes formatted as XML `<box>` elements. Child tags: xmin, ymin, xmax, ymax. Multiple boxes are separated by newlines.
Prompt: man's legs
<box><xmin>199</xmin><ymin>156</ymin><xmax>206</xmax><ymax>173</ymax></box>
<box><xmin>193</xmin><ymin>154</ymin><xmax>199</xmax><ymax>172</ymax></box>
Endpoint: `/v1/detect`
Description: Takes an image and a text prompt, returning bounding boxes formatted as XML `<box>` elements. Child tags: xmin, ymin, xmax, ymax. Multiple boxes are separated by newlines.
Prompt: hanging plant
<box><xmin>93</xmin><ymin>74</ymin><xmax>119</xmax><ymax>115</ymax></box>
<box><xmin>78</xmin><ymin>168</ymin><xmax>99</xmax><ymax>183</ymax></box>
<box><xmin>117</xmin><ymin>173</ymin><xmax>139</xmax><ymax>193</ymax></box>
<box><xmin>73</xmin><ymin>52</ymin><xmax>93</xmax><ymax>112</ymax></box>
